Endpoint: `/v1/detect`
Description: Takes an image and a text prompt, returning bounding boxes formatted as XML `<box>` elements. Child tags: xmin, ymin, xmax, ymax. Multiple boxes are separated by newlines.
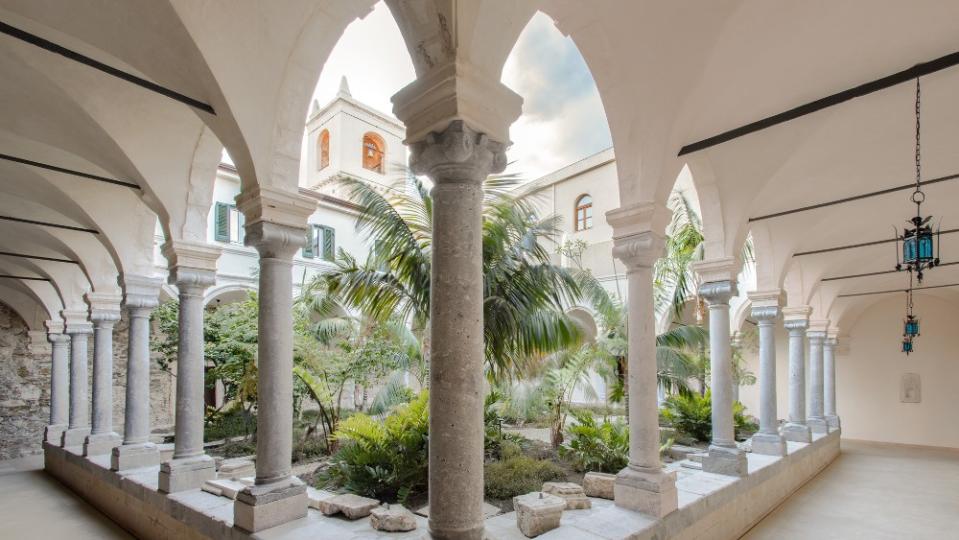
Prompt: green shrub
<box><xmin>559</xmin><ymin>410</ymin><xmax>628</xmax><ymax>473</ymax></box>
<box><xmin>292</xmin><ymin>436</ymin><xmax>328</xmax><ymax>463</ymax></box>
<box><xmin>660</xmin><ymin>391</ymin><xmax>757</xmax><ymax>442</ymax></box>
<box><xmin>210</xmin><ymin>438</ymin><xmax>256</xmax><ymax>459</ymax></box>
<box><xmin>484</xmin><ymin>454</ymin><xmax>567</xmax><ymax>500</ymax></box>
<box><xmin>204</xmin><ymin>407</ymin><xmax>256</xmax><ymax>441</ymax></box>
<box><xmin>322</xmin><ymin>391</ymin><xmax>429</xmax><ymax>502</ymax></box>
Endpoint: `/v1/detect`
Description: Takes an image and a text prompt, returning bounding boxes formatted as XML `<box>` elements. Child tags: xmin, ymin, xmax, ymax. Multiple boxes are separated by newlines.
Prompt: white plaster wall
<box><xmin>838</xmin><ymin>294</ymin><xmax>959</xmax><ymax>449</ymax></box>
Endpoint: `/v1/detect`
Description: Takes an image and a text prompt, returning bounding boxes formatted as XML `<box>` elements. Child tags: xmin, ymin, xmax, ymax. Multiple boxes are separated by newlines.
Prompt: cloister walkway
<box><xmin>1</xmin><ymin>440</ymin><xmax>955</xmax><ymax>539</ymax></box>
<box><xmin>743</xmin><ymin>440</ymin><xmax>959</xmax><ymax>540</ymax></box>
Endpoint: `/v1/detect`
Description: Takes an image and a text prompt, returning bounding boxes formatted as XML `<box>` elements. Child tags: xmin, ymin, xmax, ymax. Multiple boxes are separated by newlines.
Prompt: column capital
<box><xmin>406</xmin><ymin>120</ymin><xmax>508</xmax><ymax>184</ymax></box>
<box><xmin>827</xmin><ymin>329</ymin><xmax>840</xmax><ymax>346</ymax></box>
<box><xmin>61</xmin><ymin>309</ymin><xmax>93</xmax><ymax>334</ymax></box>
<box><xmin>244</xmin><ymin>221</ymin><xmax>307</xmax><ymax>260</ymax></box>
<box><xmin>808</xmin><ymin>318</ymin><xmax>830</xmax><ymax>337</ymax></box>
<box><xmin>782</xmin><ymin>305</ymin><xmax>812</xmax><ymax>324</ymax></box>
<box><xmin>611</xmin><ymin>231</ymin><xmax>665</xmax><ymax>270</ymax></box>
<box><xmin>235</xmin><ymin>185</ymin><xmax>315</xmax><ymax>232</ymax></box>
<box><xmin>122</xmin><ymin>273</ymin><xmax>164</xmax><ymax>311</ymax></box>
<box><xmin>748</xmin><ymin>289</ymin><xmax>783</xmax><ymax>322</ymax></box>
<box><xmin>606</xmin><ymin>201</ymin><xmax>671</xmax><ymax>240</ymax></box>
<box><xmin>698</xmin><ymin>280</ymin><xmax>737</xmax><ymax>306</ymax></box>
<box><xmin>691</xmin><ymin>257</ymin><xmax>738</xmax><ymax>285</ymax></box>
<box><xmin>392</xmin><ymin>60</ymin><xmax>523</xmax><ymax>147</ymax></box>
<box><xmin>45</xmin><ymin>318</ymin><xmax>64</xmax><ymax>334</ymax></box>
<box><xmin>162</xmin><ymin>240</ymin><xmax>221</xmax><ymax>275</ymax></box>
<box><xmin>85</xmin><ymin>292</ymin><xmax>123</xmax><ymax>324</ymax></box>
<box><xmin>47</xmin><ymin>332</ymin><xmax>71</xmax><ymax>344</ymax></box>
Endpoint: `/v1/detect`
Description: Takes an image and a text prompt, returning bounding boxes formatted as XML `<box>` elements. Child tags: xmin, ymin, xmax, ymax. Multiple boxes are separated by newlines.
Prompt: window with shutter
<box><xmin>321</xmin><ymin>226</ymin><xmax>335</xmax><ymax>261</ymax></box>
<box><xmin>214</xmin><ymin>202</ymin><xmax>230</xmax><ymax>242</ymax></box>
<box><xmin>302</xmin><ymin>225</ymin><xmax>316</xmax><ymax>258</ymax></box>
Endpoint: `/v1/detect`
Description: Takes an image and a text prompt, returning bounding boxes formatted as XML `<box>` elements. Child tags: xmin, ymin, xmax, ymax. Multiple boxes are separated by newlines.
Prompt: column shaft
<box><xmin>123</xmin><ymin>307</ymin><xmax>152</xmax><ymax>444</ymax></box>
<box><xmin>782</xmin><ymin>318</ymin><xmax>812</xmax><ymax>443</ymax></box>
<box><xmin>90</xmin><ymin>321</ymin><xmax>115</xmax><ymax>435</ymax></box>
<box><xmin>824</xmin><ymin>338</ymin><xmax>840</xmax><ymax>430</ymax></box>
<box><xmin>708</xmin><ymin>300</ymin><xmax>735</xmax><ymax>447</ymax></box>
<box><xmin>49</xmin><ymin>336</ymin><xmax>70</xmax><ymax>426</ymax></box>
<box><xmin>748</xmin><ymin>300</ymin><xmax>786</xmax><ymax>456</ymax></box>
<box><xmin>428</xmin><ymin>180</ymin><xmax>485</xmax><ymax>537</ymax></box>
<box><xmin>67</xmin><ymin>332</ymin><xmax>90</xmax><ymax>430</ymax></box>
<box><xmin>807</xmin><ymin>331</ymin><xmax>828</xmax><ymax>433</ymax></box>
<box><xmin>173</xmin><ymin>283</ymin><xmax>207</xmax><ymax>459</ymax></box>
<box><xmin>625</xmin><ymin>264</ymin><xmax>660</xmax><ymax>469</ymax></box>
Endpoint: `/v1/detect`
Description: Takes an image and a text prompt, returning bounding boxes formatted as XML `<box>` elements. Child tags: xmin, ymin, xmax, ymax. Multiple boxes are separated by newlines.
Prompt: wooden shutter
<box><xmin>321</xmin><ymin>226</ymin><xmax>335</xmax><ymax>261</ymax></box>
<box><xmin>214</xmin><ymin>202</ymin><xmax>230</xmax><ymax>242</ymax></box>
<box><xmin>302</xmin><ymin>225</ymin><xmax>316</xmax><ymax>258</ymax></box>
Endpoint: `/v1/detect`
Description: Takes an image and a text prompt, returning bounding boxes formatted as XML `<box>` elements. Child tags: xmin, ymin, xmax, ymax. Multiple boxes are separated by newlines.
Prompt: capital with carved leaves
<box><xmin>408</xmin><ymin>120</ymin><xmax>508</xmax><ymax>184</ymax></box>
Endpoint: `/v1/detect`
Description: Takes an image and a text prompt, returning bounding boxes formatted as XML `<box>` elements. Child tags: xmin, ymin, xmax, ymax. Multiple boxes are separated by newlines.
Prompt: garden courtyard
<box><xmin>1</xmin><ymin>1</ymin><xmax>958</xmax><ymax>539</ymax></box>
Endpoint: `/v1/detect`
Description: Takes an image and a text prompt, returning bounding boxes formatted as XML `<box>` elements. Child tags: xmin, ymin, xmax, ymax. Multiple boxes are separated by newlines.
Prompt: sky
<box><xmin>309</xmin><ymin>3</ymin><xmax>612</xmax><ymax>181</ymax></box>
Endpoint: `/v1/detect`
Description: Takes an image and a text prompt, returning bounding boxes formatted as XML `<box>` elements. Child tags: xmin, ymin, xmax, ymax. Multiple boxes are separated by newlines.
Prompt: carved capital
<box><xmin>690</xmin><ymin>257</ymin><xmax>738</xmax><ymax>285</ymax></box>
<box><xmin>85</xmin><ymin>292</ymin><xmax>123</xmax><ymax>325</ymax></box>
<box><xmin>611</xmin><ymin>231</ymin><xmax>665</xmax><ymax>270</ymax></box>
<box><xmin>61</xmin><ymin>309</ymin><xmax>93</xmax><ymax>335</ymax></box>
<box><xmin>408</xmin><ymin>120</ymin><xmax>507</xmax><ymax>184</ymax></box>
<box><xmin>392</xmin><ymin>61</ymin><xmax>522</xmax><ymax>146</ymax></box>
<box><xmin>121</xmin><ymin>273</ymin><xmax>164</xmax><ymax>311</ymax></box>
<box><xmin>699</xmin><ymin>280</ymin><xmax>737</xmax><ymax>306</ymax></box>
<box><xmin>235</xmin><ymin>185</ymin><xmax>315</xmax><ymax>231</ymax></box>
<box><xmin>783</xmin><ymin>318</ymin><xmax>809</xmax><ymax>333</ymax></box>
<box><xmin>170</xmin><ymin>267</ymin><xmax>217</xmax><ymax>296</ymax></box>
<box><xmin>162</xmin><ymin>240</ymin><xmax>221</xmax><ymax>275</ymax></box>
<box><xmin>47</xmin><ymin>332</ymin><xmax>71</xmax><ymax>345</ymax></box>
<box><xmin>45</xmin><ymin>319</ymin><xmax>64</xmax><ymax>334</ymax></box>
<box><xmin>807</xmin><ymin>330</ymin><xmax>827</xmax><ymax>343</ymax></box>
<box><xmin>245</xmin><ymin>221</ymin><xmax>307</xmax><ymax>260</ymax></box>
<box><xmin>748</xmin><ymin>289</ymin><xmax>783</xmax><ymax>323</ymax></box>
<box><xmin>751</xmin><ymin>305</ymin><xmax>780</xmax><ymax>323</ymax></box>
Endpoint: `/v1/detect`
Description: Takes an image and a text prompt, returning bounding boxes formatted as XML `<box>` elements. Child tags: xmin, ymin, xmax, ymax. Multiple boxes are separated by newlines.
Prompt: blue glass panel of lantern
<box><xmin>903</xmin><ymin>236</ymin><xmax>918</xmax><ymax>263</ymax></box>
<box><xmin>905</xmin><ymin>320</ymin><xmax>919</xmax><ymax>336</ymax></box>
<box><xmin>918</xmin><ymin>233</ymin><xmax>933</xmax><ymax>260</ymax></box>
<box><xmin>902</xmin><ymin>339</ymin><xmax>913</xmax><ymax>353</ymax></box>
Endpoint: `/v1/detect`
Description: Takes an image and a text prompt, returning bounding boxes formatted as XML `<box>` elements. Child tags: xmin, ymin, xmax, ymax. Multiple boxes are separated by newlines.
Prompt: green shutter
<box><xmin>322</xmin><ymin>226</ymin><xmax>335</xmax><ymax>261</ymax></box>
<box><xmin>214</xmin><ymin>202</ymin><xmax>229</xmax><ymax>242</ymax></box>
<box><xmin>302</xmin><ymin>225</ymin><xmax>315</xmax><ymax>258</ymax></box>
<box><xmin>235</xmin><ymin>207</ymin><xmax>245</xmax><ymax>244</ymax></box>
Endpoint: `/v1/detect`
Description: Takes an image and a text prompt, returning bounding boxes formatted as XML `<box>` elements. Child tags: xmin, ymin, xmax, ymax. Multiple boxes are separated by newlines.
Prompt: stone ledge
<box><xmin>487</xmin><ymin>429</ymin><xmax>841</xmax><ymax>539</ymax></box>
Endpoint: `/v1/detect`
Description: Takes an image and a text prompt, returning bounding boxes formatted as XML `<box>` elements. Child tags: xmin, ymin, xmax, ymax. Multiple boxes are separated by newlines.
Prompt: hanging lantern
<box><xmin>903</xmin><ymin>314</ymin><xmax>920</xmax><ymax>337</ymax></box>
<box><xmin>901</xmin><ymin>337</ymin><xmax>914</xmax><ymax>354</ymax></box>
<box><xmin>894</xmin><ymin>77</ymin><xmax>941</xmax><ymax>284</ymax></box>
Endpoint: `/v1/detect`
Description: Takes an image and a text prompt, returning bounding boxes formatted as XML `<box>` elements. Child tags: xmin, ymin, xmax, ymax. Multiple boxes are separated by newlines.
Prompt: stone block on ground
<box><xmin>316</xmin><ymin>493</ymin><xmax>380</xmax><ymax>519</ymax></box>
<box><xmin>218</xmin><ymin>457</ymin><xmax>255</xmax><ymax>479</ymax></box>
<box><xmin>541</xmin><ymin>481</ymin><xmax>591</xmax><ymax>509</ymax></box>
<box><xmin>513</xmin><ymin>491</ymin><xmax>565</xmax><ymax>538</ymax></box>
<box><xmin>203</xmin><ymin>478</ymin><xmax>247</xmax><ymax>499</ymax></box>
<box><xmin>582</xmin><ymin>472</ymin><xmax>615</xmax><ymax>499</ymax></box>
<box><xmin>370</xmin><ymin>504</ymin><xmax>417</xmax><ymax>532</ymax></box>
<box><xmin>667</xmin><ymin>444</ymin><xmax>701</xmax><ymax>461</ymax></box>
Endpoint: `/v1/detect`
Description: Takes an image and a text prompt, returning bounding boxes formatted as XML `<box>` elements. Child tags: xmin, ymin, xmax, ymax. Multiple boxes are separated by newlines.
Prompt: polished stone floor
<box><xmin>0</xmin><ymin>454</ymin><xmax>130</xmax><ymax>539</ymax></box>
<box><xmin>742</xmin><ymin>439</ymin><xmax>959</xmax><ymax>539</ymax></box>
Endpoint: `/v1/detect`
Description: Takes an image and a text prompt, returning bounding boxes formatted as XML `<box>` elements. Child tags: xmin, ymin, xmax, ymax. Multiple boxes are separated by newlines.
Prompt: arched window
<box><xmin>575</xmin><ymin>194</ymin><xmax>593</xmax><ymax>231</ymax></box>
<box><xmin>318</xmin><ymin>129</ymin><xmax>330</xmax><ymax>170</ymax></box>
<box><xmin>362</xmin><ymin>132</ymin><xmax>386</xmax><ymax>174</ymax></box>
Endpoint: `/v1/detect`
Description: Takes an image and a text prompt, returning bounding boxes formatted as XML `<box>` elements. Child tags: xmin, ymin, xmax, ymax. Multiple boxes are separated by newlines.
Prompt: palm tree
<box><xmin>320</xmin><ymin>175</ymin><xmax>590</xmax><ymax>382</ymax></box>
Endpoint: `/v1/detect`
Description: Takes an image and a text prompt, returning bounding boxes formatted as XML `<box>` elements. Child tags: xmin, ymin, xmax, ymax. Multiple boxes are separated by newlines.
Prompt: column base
<box><xmin>61</xmin><ymin>427</ymin><xmax>91</xmax><ymax>448</ymax></box>
<box><xmin>782</xmin><ymin>422</ymin><xmax>812</xmax><ymax>443</ymax></box>
<box><xmin>428</xmin><ymin>522</ymin><xmax>485</xmax><ymax>540</ymax></box>
<box><xmin>83</xmin><ymin>432</ymin><xmax>122</xmax><ymax>456</ymax></box>
<box><xmin>233</xmin><ymin>477</ymin><xmax>308</xmax><ymax>532</ymax></box>
<box><xmin>807</xmin><ymin>416</ymin><xmax>829</xmax><ymax>434</ymax></box>
<box><xmin>613</xmin><ymin>465</ymin><xmax>678</xmax><ymax>518</ymax></box>
<box><xmin>111</xmin><ymin>442</ymin><xmax>161</xmax><ymax>471</ymax></box>
<box><xmin>703</xmin><ymin>444</ymin><xmax>748</xmax><ymax>477</ymax></box>
<box><xmin>159</xmin><ymin>454</ymin><xmax>217</xmax><ymax>493</ymax></box>
<box><xmin>750</xmin><ymin>431</ymin><xmax>787</xmax><ymax>456</ymax></box>
<box><xmin>44</xmin><ymin>424</ymin><xmax>67</xmax><ymax>446</ymax></box>
<box><xmin>826</xmin><ymin>415</ymin><xmax>841</xmax><ymax>432</ymax></box>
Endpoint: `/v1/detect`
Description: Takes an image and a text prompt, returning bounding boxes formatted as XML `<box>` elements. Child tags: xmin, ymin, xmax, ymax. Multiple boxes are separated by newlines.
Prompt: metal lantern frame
<box><xmin>894</xmin><ymin>77</ymin><xmax>941</xmax><ymax>284</ymax></box>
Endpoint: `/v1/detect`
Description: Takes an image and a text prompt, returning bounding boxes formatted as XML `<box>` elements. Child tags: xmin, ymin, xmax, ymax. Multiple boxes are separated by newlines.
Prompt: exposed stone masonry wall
<box><xmin>0</xmin><ymin>303</ymin><xmax>175</xmax><ymax>460</ymax></box>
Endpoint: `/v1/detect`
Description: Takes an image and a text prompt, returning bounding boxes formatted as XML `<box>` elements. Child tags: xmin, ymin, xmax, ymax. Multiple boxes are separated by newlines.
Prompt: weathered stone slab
<box><xmin>514</xmin><ymin>492</ymin><xmax>565</xmax><ymax>537</ymax></box>
<box><xmin>542</xmin><ymin>481</ymin><xmax>591</xmax><ymax>509</ymax></box>
<box><xmin>202</xmin><ymin>478</ymin><xmax>246</xmax><ymax>499</ymax></box>
<box><xmin>370</xmin><ymin>504</ymin><xmax>417</xmax><ymax>532</ymax></box>
<box><xmin>316</xmin><ymin>493</ymin><xmax>380</xmax><ymax>519</ymax></box>
<box><xmin>218</xmin><ymin>456</ymin><xmax>255</xmax><ymax>479</ymax></box>
<box><xmin>582</xmin><ymin>472</ymin><xmax>615</xmax><ymax>499</ymax></box>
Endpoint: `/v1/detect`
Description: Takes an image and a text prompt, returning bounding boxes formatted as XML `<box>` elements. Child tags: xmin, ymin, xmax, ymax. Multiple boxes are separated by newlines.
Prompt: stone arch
<box><xmin>204</xmin><ymin>283</ymin><xmax>258</xmax><ymax>308</ymax></box>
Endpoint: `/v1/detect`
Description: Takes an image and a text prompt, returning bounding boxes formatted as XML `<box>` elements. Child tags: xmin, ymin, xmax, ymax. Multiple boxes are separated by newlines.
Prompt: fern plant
<box><xmin>322</xmin><ymin>391</ymin><xmax>429</xmax><ymax>502</ymax></box>
<box><xmin>660</xmin><ymin>391</ymin><xmax>757</xmax><ymax>443</ymax></box>
<box><xmin>559</xmin><ymin>410</ymin><xmax>629</xmax><ymax>473</ymax></box>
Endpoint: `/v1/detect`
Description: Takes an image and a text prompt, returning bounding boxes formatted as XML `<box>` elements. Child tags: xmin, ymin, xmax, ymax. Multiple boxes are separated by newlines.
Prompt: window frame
<box><xmin>574</xmin><ymin>194</ymin><xmax>593</xmax><ymax>231</ymax></box>
<box><xmin>318</xmin><ymin>129</ymin><xmax>330</xmax><ymax>170</ymax></box>
<box><xmin>361</xmin><ymin>132</ymin><xmax>386</xmax><ymax>174</ymax></box>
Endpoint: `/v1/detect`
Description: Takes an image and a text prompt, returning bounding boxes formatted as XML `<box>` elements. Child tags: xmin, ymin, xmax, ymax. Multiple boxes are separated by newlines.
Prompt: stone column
<box><xmin>607</xmin><ymin>204</ymin><xmax>677</xmax><ymax>517</ymax></box>
<box><xmin>806</xmin><ymin>320</ymin><xmax>829</xmax><ymax>434</ymax></box>
<box><xmin>44</xmin><ymin>320</ymin><xmax>70</xmax><ymax>445</ymax></box>
<box><xmin>61</xmin><ymin>309</ymin><xmax>93</xmax><ymax>448</ymax></box>
<box><xmin>781</xmin><ymin>307</ymin><xmax>812</xmax><ymax>443</ymax></box>
<box><xmin>730</xmin><ymin>331</ymin><xmax>743</xmax><ymax>404</ymax></box>
<box><xmin>748</xmin><ymin>290</ymin><xmax>786</xmax><ymax>456</ymax></box>
<box><xmin>159</xmin><ymin>241</ymin><xmax>221</xmax><ymax>493</ymax></box>
<box><xmin>824</xmin><ymin>332</ymin><xmax>841</xmax><ymax>431</ymax></box>
<box><xmin>112</xmin><ymin>274</ymin><xmax>163</xmax><ymax>471</ymax></box>
<box><xmin>693</xmin><ymin>258</ymin><xmax>747</xmax><ymax>477</ymax></box>
<box><xmin>84</xmin><ymin>293</ymin><xmax>123</xmax><ymax>456</ymax></box>
<box><xmin>233</xmin><ymin>187</ymin><xmax>314</xmax><ymax>532</ymax></box>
